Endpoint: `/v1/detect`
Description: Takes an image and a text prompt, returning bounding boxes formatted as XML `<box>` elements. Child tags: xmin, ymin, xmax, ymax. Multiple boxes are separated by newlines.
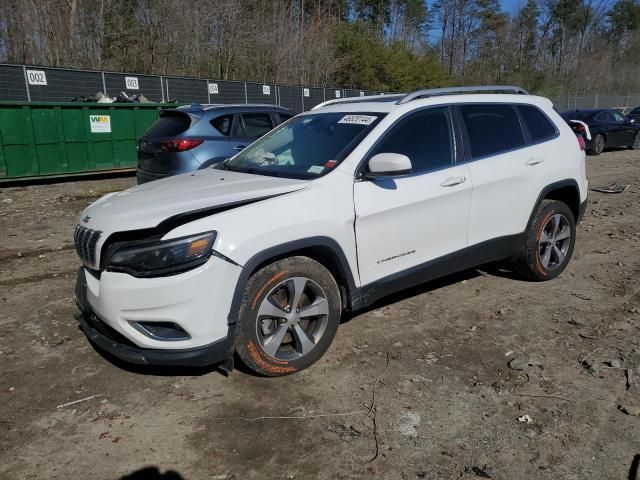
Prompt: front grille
<box><xmin>74</xmin><ymin>225</ymin><xmax>102</xmax><ymax>267</ymax></box>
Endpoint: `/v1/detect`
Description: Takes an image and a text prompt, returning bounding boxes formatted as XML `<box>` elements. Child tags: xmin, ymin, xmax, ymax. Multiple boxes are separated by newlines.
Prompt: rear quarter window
<box><xmin>517</xmin><ymin>105</ymin><xmax>558</xmax><ymax>143</ymax></box>
<box><xmin>460</xmin><ymin>104</ymin><xmax>524</xmax><ymax>159</ymax></box>
<box><xmin>210</xmin><ymin>115</ymin><xmax>232</xmax><ymax>136</ymax></box>
<box><xmin>144</xmin><ymin>112</ymin><xmax>191</xmax><ymax>137</ymax></box>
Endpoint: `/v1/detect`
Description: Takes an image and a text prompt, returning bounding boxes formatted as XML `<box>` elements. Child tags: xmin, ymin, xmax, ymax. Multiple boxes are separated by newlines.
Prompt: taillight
<box><xmin>573</xmin><ymin>124</ymin><xmax>586</xmax><ymax>133</ymax></box>
<box><xmin>159</xmin><ymin>139</ymin><xmax>203</xmax><ymax>152</ymax></box>
<box><xmin>577</xmin><ymin>135</ymin><xmax>586</xmax><ymax>150</ymax></box>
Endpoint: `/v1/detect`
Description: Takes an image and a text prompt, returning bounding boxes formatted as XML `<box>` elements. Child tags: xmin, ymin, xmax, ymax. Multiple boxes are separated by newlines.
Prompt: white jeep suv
<box><xmin>74</xmin><ymin>86</ymin><xmax>588</xmax><ymax>376</ymax></box>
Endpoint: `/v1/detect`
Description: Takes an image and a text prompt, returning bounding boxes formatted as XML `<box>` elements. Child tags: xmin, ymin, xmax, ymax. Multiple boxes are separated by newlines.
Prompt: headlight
<box><xmin>106</xmin><ymin>232</ymin><xmax>216</xmax><ymax>277</ymax></box>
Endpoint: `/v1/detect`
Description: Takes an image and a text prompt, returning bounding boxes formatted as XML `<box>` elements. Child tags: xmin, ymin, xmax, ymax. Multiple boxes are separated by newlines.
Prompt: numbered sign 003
<box><xmin>125</xmin><ymin>77</ymin><xmax>139</xmax><ymax>90</ymax></box>
<box><xmin>26</xmin><ymin>70</ymin><xmax>47</xmax><ymax>86</ymax></box>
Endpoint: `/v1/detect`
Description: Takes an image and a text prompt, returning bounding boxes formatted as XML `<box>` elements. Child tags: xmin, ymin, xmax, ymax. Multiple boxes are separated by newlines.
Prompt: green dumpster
<box><xmin>0</xmin><ymin>101</ymin><xmax>178</xmax><ymax>181</ymax></box>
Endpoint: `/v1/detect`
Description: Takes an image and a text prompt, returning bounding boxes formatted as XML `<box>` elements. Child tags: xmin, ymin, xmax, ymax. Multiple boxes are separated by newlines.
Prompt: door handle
<box><xmin>440</xmin><ymin>176</ymin><xmax>466</xmax><ymax>187</ymax></box>
<box><xmin>233</xmin><ymin>145</ymin><xmax>246</xmax><ymax>151</ymax></box>
<box><xmin>525</xmin><ymin>157</ymin><xmax>544</xmax><ymax>166</ymax></box>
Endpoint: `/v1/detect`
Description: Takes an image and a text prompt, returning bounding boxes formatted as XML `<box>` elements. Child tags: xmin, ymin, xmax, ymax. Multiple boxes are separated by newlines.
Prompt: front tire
<box><xmin>235</xmin><ymin>256</ymin><xmax>342</xmax><ymax>376</ymax></box>
<box><xmin>630</xmin><ymin>131</ymin><xmax>640</xmax><ymax>150</ymax></box>
<box><xmin>587</xmin><ymin>133</ymin><xmax>605</xmax><ymax>155</ymax></box>
<box><xmin>514</xmin><ymin>199</ymin><xmax>576</xmax><ymax>281</ymax></box>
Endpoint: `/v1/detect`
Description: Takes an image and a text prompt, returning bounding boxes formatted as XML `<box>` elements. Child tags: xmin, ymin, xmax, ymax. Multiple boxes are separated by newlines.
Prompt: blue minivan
<box><xmin>136</xmin><ymin>104</ymin><xmax>294</xmax><ymax>183</ymax></box>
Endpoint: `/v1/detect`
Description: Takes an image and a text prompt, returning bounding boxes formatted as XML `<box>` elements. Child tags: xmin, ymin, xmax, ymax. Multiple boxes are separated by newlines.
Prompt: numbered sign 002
<box><xmin>125</xmin><ymin>77</ymin><xmax>139</xmax><ymax>90</ymax></box>
<box><xmin>26</xmin><ymin>70</ymin><xmax>47</xmax><ymax>86</ymax></box>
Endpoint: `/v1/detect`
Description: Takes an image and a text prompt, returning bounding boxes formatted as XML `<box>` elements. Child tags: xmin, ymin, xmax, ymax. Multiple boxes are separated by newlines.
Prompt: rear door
<box><xmin>459</xmin><ymin>103</ymin><xmax>554</xmax><ymax>247</ymax></box>
<box><xmin>354</xmin><ymin>106</ymin><xmax>472</xmax><ymax>286</ymax></box>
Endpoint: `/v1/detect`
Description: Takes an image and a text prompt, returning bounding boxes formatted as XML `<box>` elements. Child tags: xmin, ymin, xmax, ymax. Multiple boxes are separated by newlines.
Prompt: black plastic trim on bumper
<box><xmin>577</xmin><ymin>199</ymin><xmax>587</xmax><ymax>224</ymax></box>
<box><xmin>75</xmin><ymin>309</ymin><xmax>234</xmax><ymax>367</ymax></box>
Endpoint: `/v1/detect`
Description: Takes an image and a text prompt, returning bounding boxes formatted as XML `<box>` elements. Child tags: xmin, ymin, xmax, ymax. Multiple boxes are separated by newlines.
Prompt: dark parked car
<box><xmin>628</xmin><ymin>107</ymin><xmax>640</xmax><ymax>123</ymax></box>
<box><xmin>561</xmin><ymin>109</ymin><xmax>640</xmax><ymax>155</ymax></box>
<box><xmin>137</xmin><ymin>104</ymin><xmax>294</xmax><ymax>183</ymax></box>
<box><xmin>611</xmin><ymin>106</ymin><xmax>632</xmax><ymax>116</ymax></box>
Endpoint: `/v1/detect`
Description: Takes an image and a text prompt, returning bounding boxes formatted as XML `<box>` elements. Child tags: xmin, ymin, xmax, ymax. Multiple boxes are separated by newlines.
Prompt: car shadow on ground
<box><xmin>85</xmin><ymin>262</ymin><xmax>527</xmax><ymax>378</ymax></box>
<box><xmin>119</xmin><ymin>467</ymin><xmax>185</xmax><ymax>479</ymax></box>
<box><xmin>341</xmin><ymin>261</ymin><xmax>526</xmax><ymax>323</ymax></box>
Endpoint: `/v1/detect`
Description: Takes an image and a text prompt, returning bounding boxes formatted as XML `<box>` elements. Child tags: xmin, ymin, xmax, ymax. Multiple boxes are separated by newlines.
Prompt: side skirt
<box><xmin>355</xmin><ymin>234</ymin><xmax>523</xmax><ymax>309</ymax></box>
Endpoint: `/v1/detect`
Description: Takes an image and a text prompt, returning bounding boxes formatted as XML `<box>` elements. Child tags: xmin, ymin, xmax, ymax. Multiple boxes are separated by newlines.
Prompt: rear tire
<box><xmin>587</xmin><ymin>133</ymin><xmax>605</xmax><ymax>155</ymax></box>
<box><xmin>514</xmin><ymin>199</ymin><xmax>576</xmax><ymax>281</ymax></box>
<box><xmin>235</xmin><ymin>256</ymin><xmax>341</xmax><ymax>376</ymax></box>
<box><xmin>630</xmin><ymin>131</ymin><xmax>640</xmax><ymax>150</ymax></box>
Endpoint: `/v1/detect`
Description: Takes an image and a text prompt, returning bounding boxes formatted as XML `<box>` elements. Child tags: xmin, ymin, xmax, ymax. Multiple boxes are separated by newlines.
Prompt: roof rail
<box><xmin>396</xmin><ymin>85</ymin><xmax>529</xmax><ymax>105</ymax></box>
<box><xmin>312</xmin><ymin>94</ymin><xmax>405</xmax><ymax>110</ymax></box>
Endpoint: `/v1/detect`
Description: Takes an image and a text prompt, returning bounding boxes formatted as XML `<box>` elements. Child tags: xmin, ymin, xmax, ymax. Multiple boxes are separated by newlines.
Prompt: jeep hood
<box><xmin>80</xmin><ymin>168</ymin><xmax>309</xmax><ymax>234</ymax></box>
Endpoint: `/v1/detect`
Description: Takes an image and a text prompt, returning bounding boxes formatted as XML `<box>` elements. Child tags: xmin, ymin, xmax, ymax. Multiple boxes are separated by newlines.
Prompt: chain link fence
<box><xmin>3</xmin><ymin>63</ymin><xmax>636</xmax><ymax>112</ymax></box>
<box><xmin>548</xmin><ymin>93</ymin><xmax>640</xmax><ymax>110</ymax></box>
<box><xmin>0</xmin><ymin>63</ymin><xmax>389</xmax><ymax>113</ymax></box>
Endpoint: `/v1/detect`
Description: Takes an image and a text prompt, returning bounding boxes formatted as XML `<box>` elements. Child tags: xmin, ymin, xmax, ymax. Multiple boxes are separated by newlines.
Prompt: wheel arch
<box><xmin>530</xmin><ymin>179</ymin><xmax>581</xmax><ymax>225</ymax></box>
<box><xmin>226</xmin><ymin>237</ymin><xmax>360</xmax><ymax>326</ymax></box>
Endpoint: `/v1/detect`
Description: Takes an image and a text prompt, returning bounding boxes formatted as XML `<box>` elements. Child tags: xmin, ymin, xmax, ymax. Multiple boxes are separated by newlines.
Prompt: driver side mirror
<box><xmin>364</xmin><ymin>153</ymin><xmax>412</xmax><ymax>179</ymax></box>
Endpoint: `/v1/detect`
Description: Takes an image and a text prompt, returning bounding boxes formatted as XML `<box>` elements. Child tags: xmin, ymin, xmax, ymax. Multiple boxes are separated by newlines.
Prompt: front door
<box><xmin>354</xmin><ymin>107</ymin><xmax>472</xmax><ymax>287</ymax></box>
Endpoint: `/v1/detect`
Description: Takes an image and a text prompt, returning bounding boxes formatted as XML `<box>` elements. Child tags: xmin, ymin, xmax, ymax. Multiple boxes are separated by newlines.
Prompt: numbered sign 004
<box><xmin>26</xmin><ymin>70</ymin><xmax>47</xmax><ymax>86</ymax></box>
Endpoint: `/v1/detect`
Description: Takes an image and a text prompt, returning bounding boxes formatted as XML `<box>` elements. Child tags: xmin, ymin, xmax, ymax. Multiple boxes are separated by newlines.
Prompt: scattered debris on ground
<box><xmin>0</xmin><ymin>151</ymin><xmax>639</xmax><ymax>478</ymax></box>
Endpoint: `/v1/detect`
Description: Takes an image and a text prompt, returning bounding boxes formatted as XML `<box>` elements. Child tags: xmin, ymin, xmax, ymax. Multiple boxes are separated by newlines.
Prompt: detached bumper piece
<box><xmin>75</xmin><ymin>309</ymin><xmax>234</xmax><ymax>367</ymax></box>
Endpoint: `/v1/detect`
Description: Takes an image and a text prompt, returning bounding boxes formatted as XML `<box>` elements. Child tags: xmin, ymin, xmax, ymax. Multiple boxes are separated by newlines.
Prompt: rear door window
<box><xmin>460</xmin><ymin>104</ymin><xmax>524</xmax><ymax>159</ymax></box>
<box><xmin>241</xmin><ymin>113</ymin><xmax>274</xmax><ymax>138</ymax></box>
<box><xmin>210</xmin><ymin>115</ymin><xmax>232</xmax><ymax>136</ymax></box>
<box><xmin>596</xmin><ymin>111</ymin><xmax>614</xmax><ymax>122</ymax></box>
<box><xmin>517</xmin><ymin>105</ymin><xmax>557</xmax><ymax>143</ymax></box>
<box><xmin>145</xmin><ymin>112</ymin><xmax>191</xmax><ymax>137</ymax></box>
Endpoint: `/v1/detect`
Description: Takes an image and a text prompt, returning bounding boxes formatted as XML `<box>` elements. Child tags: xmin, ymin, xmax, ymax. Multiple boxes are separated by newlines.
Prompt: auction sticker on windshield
<box><xmin>338</xmin><ymin>115</ymin><xmax>377</xmax><ymax>125</ymax></box>
<box><xmin>307</xmin><ymin>165</ymin><xmax>325</xmax><ymax>174</ymax></box>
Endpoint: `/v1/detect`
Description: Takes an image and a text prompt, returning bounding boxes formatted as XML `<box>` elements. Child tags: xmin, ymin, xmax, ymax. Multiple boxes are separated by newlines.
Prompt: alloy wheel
<box><xmin>538</xmin><ymin>213</ymin><xmax>571</xmax><ymax>270</ymax></box>
<box><xmin>595</xmin><ymin>135</ymin><xmax>604</xmax><ymax>153</ymax></box>
<box><xmin>256</xmin><ymin>276</ymin><xmax>330</xmax><ymax>361</ymax></box>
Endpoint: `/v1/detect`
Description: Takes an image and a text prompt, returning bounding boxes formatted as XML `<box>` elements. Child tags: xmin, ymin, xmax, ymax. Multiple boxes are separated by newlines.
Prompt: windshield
<box><xmin>225</xmin><ymin>112</ymin><xmax>384</xmax><ymax>179</ymax></box>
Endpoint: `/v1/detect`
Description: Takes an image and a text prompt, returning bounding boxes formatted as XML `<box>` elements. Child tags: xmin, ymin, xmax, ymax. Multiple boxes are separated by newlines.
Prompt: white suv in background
<box><xmin>74</xmin><ymin>86</ymin><xmax>588</xmax><ymax>376</ymax></box>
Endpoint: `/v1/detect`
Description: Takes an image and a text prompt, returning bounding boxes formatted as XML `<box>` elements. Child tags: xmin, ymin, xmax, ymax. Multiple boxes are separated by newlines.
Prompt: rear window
<box><xmin>562</xmin><ymin>110</ymin><xmax>593</xmax><ymax>121</ymax></box>
<box><xmin>460</xmin><ymin>104</ymin><xmax>524</xmax><ymax>159</ymax></box>
<box><xmin>144</xmin><ymin>112</ymin><xmax>191</xmax><ymax>137</ymax></box>
<box><xmin>518</xmin><ymin>105</ymin><xmax>557</xmax><ymax>143</ymax></box>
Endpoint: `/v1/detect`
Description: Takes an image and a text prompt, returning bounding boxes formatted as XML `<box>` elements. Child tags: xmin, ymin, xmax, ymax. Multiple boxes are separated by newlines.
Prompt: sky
<box><xmin>500</xmin><ymin>0</ymin><xmax>526</xmax><ymax>13</ymax></box>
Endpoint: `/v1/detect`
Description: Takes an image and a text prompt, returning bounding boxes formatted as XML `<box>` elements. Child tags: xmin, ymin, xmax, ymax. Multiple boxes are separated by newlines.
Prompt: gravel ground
<box><xmin>0</xmin><ymin>150</ymin><xmax>639</xmax><ymax>480</ymax></box>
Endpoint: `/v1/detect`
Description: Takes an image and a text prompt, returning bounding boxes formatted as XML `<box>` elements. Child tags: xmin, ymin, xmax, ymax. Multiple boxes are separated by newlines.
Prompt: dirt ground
<box><xmin>0</xmin><ymin>150</ymin><xmax>639</xmax><ymax>480</ymax></box>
